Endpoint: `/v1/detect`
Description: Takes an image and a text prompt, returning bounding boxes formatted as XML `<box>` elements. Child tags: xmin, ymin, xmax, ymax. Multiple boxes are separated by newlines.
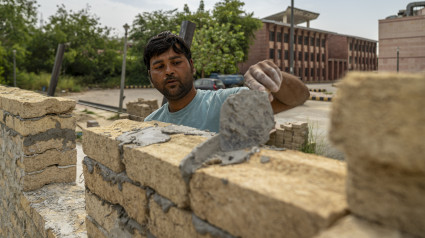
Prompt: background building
<box><xmin>239</xmin><ymin>7</ymin><xmax>377</xmax><ymax>83</ymax></box>
<box><xmin>379</xmin><ymin>2</ymin><xmax>425</xmax><ymax>73</ymax></box>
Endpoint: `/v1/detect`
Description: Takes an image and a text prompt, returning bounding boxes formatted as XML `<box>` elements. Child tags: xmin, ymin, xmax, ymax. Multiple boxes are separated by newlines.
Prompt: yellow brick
<box><xmin>190</xmin><ymin>149</ymin><xmax>347</xmax><ymax>238</ymax></box>
<box><xmin>22</xmin><ymin>165</ymin><xmax>75</xmax><ymax>191</ymax></box>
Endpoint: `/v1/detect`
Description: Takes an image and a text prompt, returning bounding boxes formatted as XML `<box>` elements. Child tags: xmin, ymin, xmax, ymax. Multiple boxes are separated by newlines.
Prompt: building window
<box><xmin>304</xmin><ymin>36</ymin><xmax>309</xmax><ymax>45</ymax></box>
<box><xmin>316</xmin><ymin>38</ymin><xmax>320</xmax><ymax>47</ymax></box>
<box><xmin>298</xmin><ymin>35</ymin><xmax>303</xmax><ymax>44</ymax></box>
<box><xmin>322</xmin><ymin>54</ymin><xmax>325</xmax><ymax>61</ymax></box>
<box><xmin>311</xmin><ymin>68</ymin><xmax>314</xmax><ymax>77</ymax></box>
<box><xmin>304</xmin><ymin>52</ymin><xmax>309</xmax><ymax>61</ymax></box>
<box><xmin>298</xmin><ymin>52</ymin><xmax>302</xmax><ymax>61</ymax></box>
<box><xmin>305</xmin><ymin>68</ymin><xmax>309</xmax><ymax>77</ymax></box>
<box><xmin>269</xmin><ymin>31</ymin><xmax>275</xmax><ymax>41</ymax></box>
<box><xmin>317</xmin><ymin>53</ymin><xmax>320</xmax><ymax>61</ymax></box>
<box><xmin>284</xmin><ymin>50</ymin><xmax>289</xmax><ymax>60</ymax></box>
<box><xmin>269</xmin><ymin>48</ymin><xmax>274</xmax><ymax>59</ymax></box>
<box><xmin>310</xmin><ymin>38</ymin><xmax>314</xmax><ymax>46</ymax></box>
<box><xmin>317</xmin><ymin>69</ymin><xmax>320</xmax><ymax>78</ymax></box>
<box><xmin>284</xmin><ymin>33</ymin><xmax>289</xmax><ymax>43</ymax></box>
<box><xmin>349</xmin><ymin>56</ymin><xmax>352</xmax><ymax>64</ymax></box>
<box><xmin>277</xmin><ymin>49</ymin><xmax>282</xmax><ymax>59</ymax></box>
<box><xmin>277</xmin><ymin>33</ymin><xmax>282</xmax><ymax>42</ymax></box>
<box><xmin>321</xmin><ymin>39</ymin><xmax>325</xmax><ymax>47</ymax></box>
<box><xmin>311</xmin><ymin>53</ymin><xmax>314</xmax><ymax>61</ymax></box>
<box><xmin>350</xmin><ymin>43</ymin><xmax>353</xmax><ymax>51</ymax></box>
<box><xmin>323</xmin><ymin>69</ymin><xmax>325</xmax><ymax>77</ymax></box>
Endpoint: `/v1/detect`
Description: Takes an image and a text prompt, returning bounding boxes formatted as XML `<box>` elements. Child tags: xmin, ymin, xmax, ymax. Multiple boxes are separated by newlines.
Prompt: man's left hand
<box><xmin>244</xmin><ymin>60</ymin><xmax>283</xmax><ymax>101</ymax></box>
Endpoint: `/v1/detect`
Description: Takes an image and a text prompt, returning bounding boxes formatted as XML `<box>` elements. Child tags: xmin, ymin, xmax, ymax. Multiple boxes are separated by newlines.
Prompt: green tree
<box><xmin>0</xmin><ymin>0</ymin><xmax>38</xmax><ymax>84</ymax></box>
<box><xmin>191</xmin><ymin>21</ymin><xmax>244</xmax><ymax>77</ymax></box>
<box><xmin>213</xmin><ymin>0</ymin><xmax>262</xmax><ymax>61</ymax></box>
<box><xmin>36</xmin><ymin>4</ymin><xmax>121</xmax><ymax>84</ymax></box>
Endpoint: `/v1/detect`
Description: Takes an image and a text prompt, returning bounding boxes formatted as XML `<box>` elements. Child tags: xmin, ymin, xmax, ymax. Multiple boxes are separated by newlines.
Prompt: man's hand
<box><xmin>244</xmin><ymin>60</ymin><xmax>283</xmax><ymax>101</ymax></box>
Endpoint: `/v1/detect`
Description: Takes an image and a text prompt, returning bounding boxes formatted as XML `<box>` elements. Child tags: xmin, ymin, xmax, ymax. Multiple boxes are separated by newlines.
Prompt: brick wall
<box><xmin>0</xmin><ymin>86</ymin><xmax>86</xmax><ymax>237</ymax></box>
<box><xmin>82</xmin><ymin>119</ymin><xmax>347</xmax><ymax>238</ymax></box>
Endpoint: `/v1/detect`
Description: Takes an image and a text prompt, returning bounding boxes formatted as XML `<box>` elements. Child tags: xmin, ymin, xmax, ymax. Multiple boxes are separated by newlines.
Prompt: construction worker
<box><xmin>144</xmin><ymin>31</ymin><xmax>309</xmax><ymax>133</ymax></box>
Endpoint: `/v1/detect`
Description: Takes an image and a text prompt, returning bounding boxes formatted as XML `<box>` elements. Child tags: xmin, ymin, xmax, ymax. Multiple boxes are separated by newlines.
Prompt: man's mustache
<box><xmin>164</xmin><ymin>76</ymin><xmax>178</xmax><ymax>82</ymax></box>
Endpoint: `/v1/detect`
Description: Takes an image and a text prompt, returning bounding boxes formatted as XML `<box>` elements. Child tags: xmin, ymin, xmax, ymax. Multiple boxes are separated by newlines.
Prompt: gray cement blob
<box><xmin>116</xmin><ymin>127</ymin><xmax>171</xmax><ymax>147</ymax></box>
<box><xmin>219</xmin><ymin>90</ymin><xmax>275</xmax><ymax>152</ymax></box>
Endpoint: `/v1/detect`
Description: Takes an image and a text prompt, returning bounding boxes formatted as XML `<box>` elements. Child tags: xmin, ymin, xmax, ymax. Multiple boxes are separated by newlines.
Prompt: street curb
<box><xmin>124</xmin><ymin>85</ymin><xmax>153</xmax><ymax>89</ymax></box>
<box><xmin>309</xmin><ymin>95</ymin><xmax>333</xmax><ymax>102</ymax></box>
<box><xmin>309</xmin><ymin>88</ymin><xmax>327</xmax><ymax>92</ymax></box>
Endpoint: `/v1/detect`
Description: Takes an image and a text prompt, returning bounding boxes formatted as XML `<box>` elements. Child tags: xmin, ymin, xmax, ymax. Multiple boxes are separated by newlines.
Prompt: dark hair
<box><xmin>143</xmin><ymin>31</ymin><xmax>192</xmax><ymax>70</ymax></box>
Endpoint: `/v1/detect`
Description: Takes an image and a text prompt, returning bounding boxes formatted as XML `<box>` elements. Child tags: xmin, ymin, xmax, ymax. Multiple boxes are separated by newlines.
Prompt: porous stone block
<box><xmin>124</xmin><ymin>134</ymin><xmax>207</xmax><ymax>207</ymax></box>
<box><xmin>0</xmin><ymin>86</ymin><xmax>76</xmax><ymax>118</ymax></box>
<box><xmin>314</xmin><ymin>216</ymin><xmax>415</xmax><ymax>238</ymax></box>
<box><xmin>83</xmin><ymin>119</ymin><xmax>168</xmax><ymax>173</ymax></box>
<box><xmin>23</xmin><ymin>183</ymin><xmax>86</xmax><ymax>238</ymax></box>
<box><xmin>19</xmin><ymin>149</ymin><xmax>76</xmax><ymax>173</ymax></box>
<box><xmin>190</xmin><ymin>149</ymin><xmax>347</xmax><ymax>238</ymax></box>
<box><xmin>83</xmin><ymin>157</ymin><xmax>147</xmax><ymax>225</ymax></box>
<box><xmin>149</xmin><ymin>197</ymin><xmax>208</xmax><ymax>238</ymax></box>
<box><xmin>85</xmin><ymin>196</ymin><xmax>146</xmax><ymax>238</ymax></box>
<box><xmin>85</xmin><ymin>216</ymin><xmax>108</xmax><ymax>238</ymax></box>
<box><xmin>1</xmin><ymin>111</ymin><xmax>76</xmax><ymax>137</ymax></box>
<box><xmin>22</xmin><ymin>165</ymin><xmax>76</xmax><ymax>191</ymax></box>
<box><xmin>330</xmin><ymin>72</ymin><xmax>425</xmax><ymax>236</ymax></box>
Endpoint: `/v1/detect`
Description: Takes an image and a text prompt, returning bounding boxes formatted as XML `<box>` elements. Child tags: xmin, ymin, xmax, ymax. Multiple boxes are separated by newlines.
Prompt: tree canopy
<box><xmin>0</xmin><ymin>0</ymin><xmax>262</xmax><ymax>87</ymax></box>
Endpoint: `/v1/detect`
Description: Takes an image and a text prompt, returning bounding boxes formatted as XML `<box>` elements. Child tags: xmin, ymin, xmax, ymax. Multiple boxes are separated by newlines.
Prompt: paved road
<box><xmin>64</xmin><ymin>84</ymin><xmax>343</xmax><ymax>160</ymax></box>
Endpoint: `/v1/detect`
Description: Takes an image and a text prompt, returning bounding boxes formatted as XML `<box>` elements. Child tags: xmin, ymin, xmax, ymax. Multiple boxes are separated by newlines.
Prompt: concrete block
<box><xmin>124</xmin><ymin>133</ymin><xmax>207</xmax><ymax>208</ymax></box>
<box><xmin>83</xmin><ymin>119</ymin><xmax>168</xmax><ymax>173</ymax></box>
<box><xmin>19</xmin><ymin>149</ymin><xmax>76</xmax><ymax>173</ymax></box>
<box><xmin>0</xmin><ymin>86</ymin><xmax>76</xmax><ymax>118</ymax></box>
<box><xmin>149</xmin><ymin>197</ymin><xmax>208</xmax><ymax>238</ymax></box>
<box><xmin>314</xmin><ymin>216</ymin><xmax>415</xmax><ymax>238</ymax></box>
<box><xmin>190</xmin><ymin>149</ymin><xmax>347</xmax><ymax>238</ymax></box>
<box><xmin>330</xmin><ymin>72</ymin><xmax>425</xmax><ymax>236</ymax></box>
<box><xmin>83</xmin><ymin>157</ymin><xmax>147</xmax><ymax>225</ymax></box>
<box><xmin>1</xmin><ymin>111</ymin><xmax>76</xmax><ymax>137</ymax></box>
<box><xmin>22</xmin><ymin>165</ymin><xmax>75</xmax><ymax>191</ymax></box>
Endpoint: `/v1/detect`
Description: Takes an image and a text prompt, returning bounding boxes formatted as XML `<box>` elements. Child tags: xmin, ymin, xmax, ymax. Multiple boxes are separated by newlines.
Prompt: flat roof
<box><xmin>263</xmin><ymin>7</ymin><xmax>320</xmax><ymax>25</ymax></box>
<box><xmin>262</xmin><ymin>19</ymin><xmax>377</xmax><ymax>43</ymax></box>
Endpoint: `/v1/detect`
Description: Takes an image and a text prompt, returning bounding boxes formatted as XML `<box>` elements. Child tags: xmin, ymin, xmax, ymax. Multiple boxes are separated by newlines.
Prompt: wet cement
<box><xmin>192</xmin><ymin>214</ymin><xmax>236</xmax><ymax>238</ymax></box>
<box><xmin>153</xmin><ymin>193</ymin><xmax>176</xmax><ymax>213</ymax></box>
<box><xmin>83</xmin><ymin>156</ymin><xmax>134</xmax><ymax>191</ymax></box>
<box><xmin>116</xmin><ymin>126</ymin><xmax>171</xmax><ymax>147</ymax></box>
<box><xmin>219</xmin><ymin>90</ymin><xmax>275</xmax><ymax>152</ymax></box>
<box><xmin>161</xmin><ymin>125</ymin><xmax>215</xmax><ymax>137</ymax></box>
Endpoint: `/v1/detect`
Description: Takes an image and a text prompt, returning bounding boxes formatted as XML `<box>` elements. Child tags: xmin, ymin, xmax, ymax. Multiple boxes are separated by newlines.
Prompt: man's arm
<box><xmin>244</xmin><ymin>60</ymin><xmax>310</xmax><ymax>114</ymax></box>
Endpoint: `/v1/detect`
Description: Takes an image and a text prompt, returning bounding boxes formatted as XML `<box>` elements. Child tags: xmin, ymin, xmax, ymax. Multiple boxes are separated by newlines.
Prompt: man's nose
<box><xmin>165</xmin><ymin>63</ymin><xmax>174</xmax><ymax>75</ymax></box>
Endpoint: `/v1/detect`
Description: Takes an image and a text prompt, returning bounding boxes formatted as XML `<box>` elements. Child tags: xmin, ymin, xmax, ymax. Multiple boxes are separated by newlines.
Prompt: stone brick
<box><xmin>149</xmin><ymin>196</ymin><xmax>209</xmax><ymax>238</ymax></box>
<box><xmin>22</xmin><ymin>165</ymin><xmax>75</xmax><ymax>191</ymax></box>
<box><xmin>330</xmin><ymin>72</ymin><xmax>425</xmax><ymax>236</ymax></box>
<box><xmin>124</xmin><ymin>133</ymin><xmax>207</xmax><ymax>208</ymax></box>
<box><xmin>83</xmin><ymin>157</ymin><xmax>147</xmax><ymax>225</ymax></box>
<box><xmin>0</xmin><ymin>110</ymin><xmax>75</xmax><ymax>137</ymax></box>
<box><xmin>85</xmin><ymin>190</ymin><xmax>122</xmax><ymax>233</ymax></box>
<box><xmin>19</xmin><ymin>149</ymin><xmax>76</xmax><ymax>173</ymax></box>
<box><xmin>190</xmin><ymin>149</ymin><xmax>347</xmax><ymax>238</ymax></box>
<box><xmin>85</xmin><ymin>216</ymin><xmax>108</xmax><ymax>238</ymax></box>
<box><xmin>83</xmin><ymin>119</ymin><xmax>169</xmax><ymax>173</ymax></box>
<box><xmin>314</xmin><ymin>216</ymin><xmax>415</xmax><ymax>238</ymax></box>
<box><xmin>0</xmin><ymin>86</ymin><xmax>76</xmax><ymax>118</ymax></box>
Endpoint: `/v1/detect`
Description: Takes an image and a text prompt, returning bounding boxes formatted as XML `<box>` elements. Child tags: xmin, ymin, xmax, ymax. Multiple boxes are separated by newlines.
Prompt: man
<box><xmin>144</xmin><ymin>31</ymin><xmax>309</xmax><ymax>133</ymax></box>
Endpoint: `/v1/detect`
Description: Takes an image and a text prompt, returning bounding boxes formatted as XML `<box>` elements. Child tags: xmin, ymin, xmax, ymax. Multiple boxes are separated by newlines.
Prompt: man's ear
<box><xmin>189</xmin><ymin>59</ymin><xmax>196</xmax><ymax>75</ymax></box>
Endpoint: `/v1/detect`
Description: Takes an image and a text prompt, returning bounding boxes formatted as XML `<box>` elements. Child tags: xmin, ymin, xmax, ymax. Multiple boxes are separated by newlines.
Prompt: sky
<box><xmin>36</xmin><ymin>0</ymin><xmax>414</xmax><ymax>41</ymax></box>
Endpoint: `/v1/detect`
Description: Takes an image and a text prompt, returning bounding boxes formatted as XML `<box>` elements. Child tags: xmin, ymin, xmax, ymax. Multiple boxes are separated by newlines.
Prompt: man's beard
<box><xmin>160</xmin><ymin>75</ymin><xmax>193</xmax><ymax>101</ymax></box>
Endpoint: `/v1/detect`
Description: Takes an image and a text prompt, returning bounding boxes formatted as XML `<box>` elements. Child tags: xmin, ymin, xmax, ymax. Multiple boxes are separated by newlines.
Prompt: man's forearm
<box><xmin>271</xmin><ymin>71</ymin><xmax>310</xmax><ymax>107</ymax></box>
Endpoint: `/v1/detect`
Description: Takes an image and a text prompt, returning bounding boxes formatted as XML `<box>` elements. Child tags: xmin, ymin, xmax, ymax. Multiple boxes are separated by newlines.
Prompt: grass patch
<box><xmin>82</xmin><ymin>109</ymin><xmax>95</xmax><ymax>115</ymax></box>
<box><xmin>16</xmin><ymin>71</ymin><xmax>84</xmax><ymax>92</ymax></box>
<box><xmin>107</xmin><ymin>113</ymin><xmax>120</xmax><ymax>120</ymax></box>
<box><xmin>300</xmin><ymin>121</ymin><xmax>326</xmax><ymax>155</ymax></box>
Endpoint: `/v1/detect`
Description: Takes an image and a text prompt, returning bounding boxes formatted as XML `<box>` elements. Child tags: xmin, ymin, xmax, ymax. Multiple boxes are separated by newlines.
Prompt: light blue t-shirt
<box><xmin>144</xmin><ymin>88</ymin><xmax>247</xmax><ymax>133</ymax></box>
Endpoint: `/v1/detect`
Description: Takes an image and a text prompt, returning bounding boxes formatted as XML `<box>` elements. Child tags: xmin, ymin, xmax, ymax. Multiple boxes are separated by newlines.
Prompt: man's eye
<box><xmin>153</xmin><ymin>65</ymin><xmax>164</xmax><ymax>70</ymax></box>
<box><xmin>173</xmin><ymin>61</ymin><xmax>182</xmax><ymax>65</ymax></box>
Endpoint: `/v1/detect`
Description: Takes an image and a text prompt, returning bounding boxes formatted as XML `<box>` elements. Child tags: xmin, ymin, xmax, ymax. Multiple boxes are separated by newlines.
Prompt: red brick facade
<box><xmin>239</xmin><ymin>20</ymin><xmax>377</xmax><ymax>82</ymax></box>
